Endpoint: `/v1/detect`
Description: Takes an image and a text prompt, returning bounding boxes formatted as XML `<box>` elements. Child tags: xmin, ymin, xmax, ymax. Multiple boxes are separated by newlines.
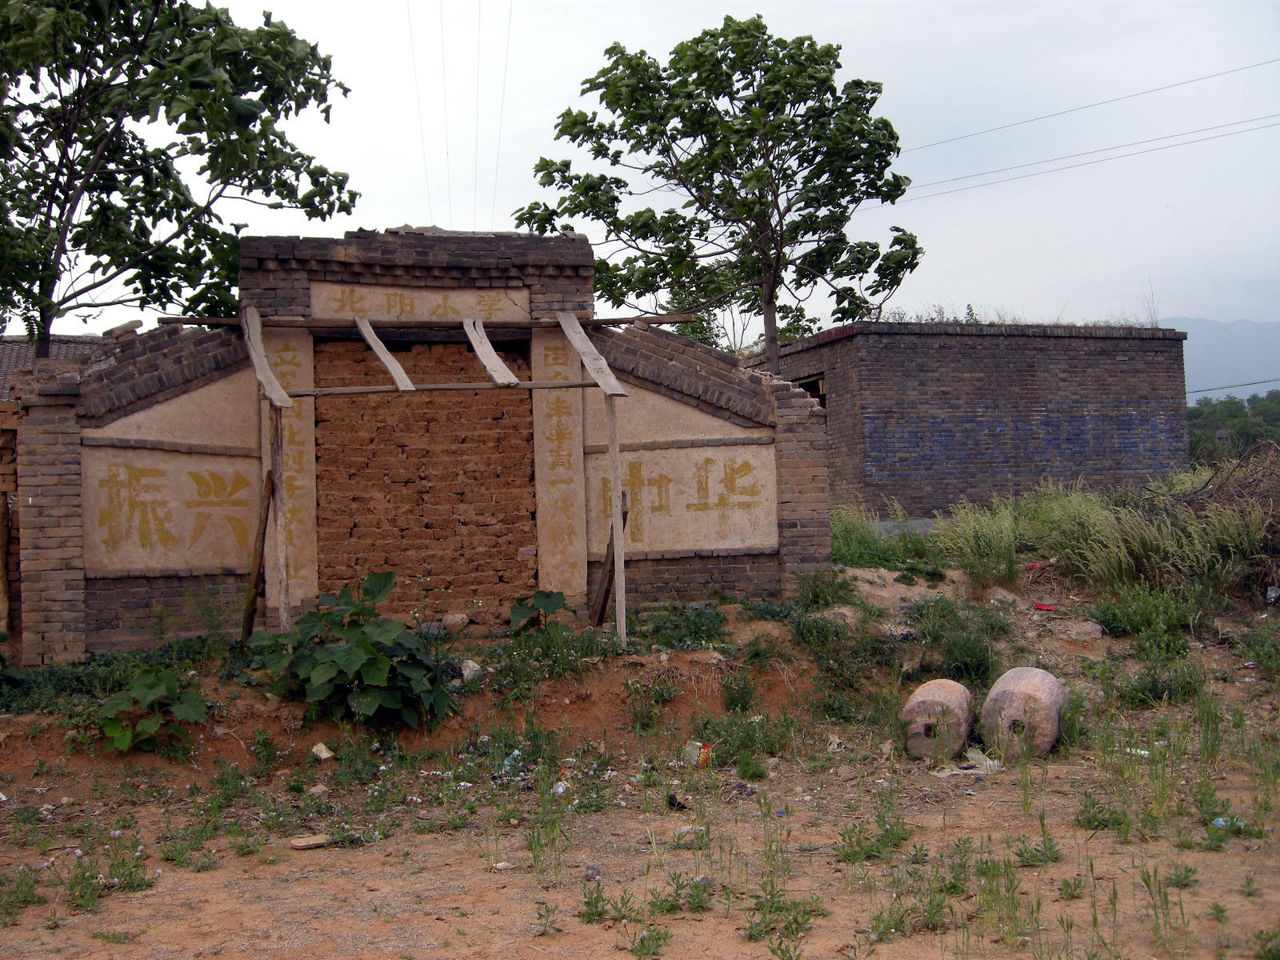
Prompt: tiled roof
<box><xmin>0</xmin><ymin>335</ymin><xmax>108</xmax><ymax>401</ymax></box>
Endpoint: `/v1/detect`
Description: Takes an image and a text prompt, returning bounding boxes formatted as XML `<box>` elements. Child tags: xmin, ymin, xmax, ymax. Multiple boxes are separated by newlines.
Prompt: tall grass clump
<box><xmin>933</xmin><ymin>461</ymin><xmax>1271</xmax><ymax>601</ymax></box>
<box><xmin>831</xmin><ymin>502</ymin><xmax>940</xmax><ymax>569</ymax></box>
<box><xmin>932</xmin><ymin>500</ymin><xmax>1019</xmax><ymax>589</ymax></box>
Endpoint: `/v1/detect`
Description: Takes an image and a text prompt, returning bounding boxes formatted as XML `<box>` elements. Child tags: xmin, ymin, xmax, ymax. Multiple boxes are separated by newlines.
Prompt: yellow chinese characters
<box><xmin>97</xmin><ymin>464</ymin><xmax>178</xmax><ymax>553</ymax></box>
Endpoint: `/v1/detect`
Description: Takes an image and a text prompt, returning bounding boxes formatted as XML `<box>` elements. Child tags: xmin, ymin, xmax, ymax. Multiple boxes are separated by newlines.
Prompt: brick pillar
<box><xmin>14</xmin><ymin>362</ymin><xmax>86</xmax><ymax>665</ymax></box>
<box><xmin>772</xmin><ymin>382</ymin><xmax>831</xmax><ymax>598</ymax></box>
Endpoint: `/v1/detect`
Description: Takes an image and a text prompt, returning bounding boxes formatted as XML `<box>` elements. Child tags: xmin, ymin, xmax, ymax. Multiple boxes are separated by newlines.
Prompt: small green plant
<box><xmin>97</xmin><ymin>667</ymin><xmax>207</xmax><ymax>752</ymax></box>
<box><xmin>250</xmin><ymin>572</ymin><xmax>456</xmax><ymax>727</ymax></box>
<box><xmin>1255</xmin><ymin>927</ymin><xmax>1280</xmax><ymax>960</ymax></box>
<box><xmin>0</xmin><ymin>866</ymin><xmax>46</xmax><ymax>926</ymax></box>
<box><xmin>1013</xmin><ymin>813</ymin><xmax>1062</xmax><ymax>867</ymax></box>
<box><xmin>721</xmin><ymin>669</ymin><xmax>755</xmax><ymax>713</ymax></box>
<box><xmin>629</xmin><ymin>924</ymin><xmax>672</xmax><ymax>959</ymax></box>
<box><xmin>1166</xmin><ymin>862</ymin><xmax>1198</xmax><ymax>890</ymax></box>
<box><xmin>1243</xmin><ymin>876</ymin><xmax>1261</xmax><ymax>899</ymax></box>
<box><xmin>835</xmin><ymin>793</ymin><xmax>912</xmax><ymax>863</ymax></box>
<box><xmin>625</xmin><ymin>678</ymin><xmax>678</xmax><ymax>732</ymax></box>
<box><xmin>581</xmin><ymin>882</ymin><xmax>608</xmax><ymax>923</ymax></box>
<box><xmin>736</xmin><ymin>754</ymin><xmax>766</xmax><ymax>781</ymax></box>
<box><xmin>533</xmin><ymin>903</ymin><xmax>562</xmax><ymax>937</ymax></box>
<box><xmin>1060</xmin><ymin>875</ymin><xmax>1085</xmax><ymax>900</ymax></box>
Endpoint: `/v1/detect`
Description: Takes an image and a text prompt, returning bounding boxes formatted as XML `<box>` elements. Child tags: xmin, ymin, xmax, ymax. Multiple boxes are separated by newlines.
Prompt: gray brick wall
<box><xmin>760</xmin><ymin>322</ymin><xmax>1189</xmax><ymax>515</ymax></box>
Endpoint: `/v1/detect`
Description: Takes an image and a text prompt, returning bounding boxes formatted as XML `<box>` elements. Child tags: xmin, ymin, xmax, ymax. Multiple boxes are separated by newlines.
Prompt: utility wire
<box><xmin>473</xmin><ymin>1</ymin><xmax>482</xmax><ymax>228</ymax></box>
<box><xmin>489</xmin><ymin>0</ymin><xmax>514</xmax><ymax>230</ymax></box>
<box><xmin>903</xmin><ymin>56</ymin><xmax>1280</xmax><ymax>152</ymax></box>
<box><xmin>404</xmin><ymin>0</ymin><xmax>435</xmax><ymax>225</ymax></box>
<box><xmin>1188</xmin><ymin>377</ymin><xmax>1280</xmax><ymax>396</ymax></box>
<box><xmin>909</xmin><ymin>113</ymin><xmax>1280</xmax><ymax>190</ymax></box>
<box><xmin>438</xmin><ymin>0</ymin><xmax>454</xmax><ymax>224</ymax></box>
<box><xmin>897</xmin><ymin>119</ymin><xmax>1280</xmax><ymax>203</ymax></box>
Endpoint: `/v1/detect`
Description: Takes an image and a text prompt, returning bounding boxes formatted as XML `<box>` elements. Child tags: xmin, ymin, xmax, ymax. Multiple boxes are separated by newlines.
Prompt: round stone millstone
<box><xmin>978</xmin><ymin>666</ymin><xmax>1068</xmax><ymax>759</ymax></box>
<box><xmin>900</xmin><ymin>678</ymin><xmax>973</xmax><ymax>760</ymax></box>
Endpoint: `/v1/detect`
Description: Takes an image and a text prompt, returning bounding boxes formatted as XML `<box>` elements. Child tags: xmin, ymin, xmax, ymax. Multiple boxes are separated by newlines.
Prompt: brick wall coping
<box><xmin>750</xmin><ymin>320</ymin><xmax>1188</xmax><ymax>365</ymax></box>
<box><xmin>241</xmin><ymin>229</ymin><xmax>593</xmax><ymax>270</ymax></box>
<box><xmin>592</xmin><ymin>325</ymin><xmax>778</xmax><ymax>427</ymax></box>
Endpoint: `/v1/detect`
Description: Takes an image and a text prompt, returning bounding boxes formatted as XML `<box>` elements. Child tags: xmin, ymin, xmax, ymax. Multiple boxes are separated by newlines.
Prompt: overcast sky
<box><xmin>149</xmin><ymin>2</ymin><xmax>1280</xmax><ymax>334</ymax></box>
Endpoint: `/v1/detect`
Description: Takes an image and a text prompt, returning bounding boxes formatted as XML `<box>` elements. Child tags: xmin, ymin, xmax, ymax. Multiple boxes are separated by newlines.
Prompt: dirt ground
<box><xmin>1</xmin><ymin>569</ymin><xmax>1278</xmax><ymax>960</ymax></box>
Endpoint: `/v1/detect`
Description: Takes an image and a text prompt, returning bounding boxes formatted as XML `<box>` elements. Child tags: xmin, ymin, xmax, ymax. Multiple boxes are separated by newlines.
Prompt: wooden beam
<box><xmin>557</xmin><ymin>312</ymin><xmax>627</xmax><ymax>397</ymax></box>
<box><xmin>240</xmin><ymin>307</ymin><xmax>293</xmax><ymax>409</ymax></box>
<box><xmin>240</xmin><ymin>470</ymin><xmax>273</xmax><ymax>648</ymax></box>
<box><xmin>355</xmin><ymin>316</ymin><xmax>415</xmax><ymax>391</ymax></box>
<box><xmin>290</xmin><ymin>380</ymin><xmax>599</xmax><ymax>397</ymax></box>
<box><xmin>462</xmin><ymin>318</ymin><xmax>520</xmax><ymax>386</ymax></box>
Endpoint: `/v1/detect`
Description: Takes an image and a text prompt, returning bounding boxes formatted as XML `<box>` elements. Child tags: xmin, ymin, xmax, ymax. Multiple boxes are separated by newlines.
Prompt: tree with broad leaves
<box><xmin>0</xmin><ymin>0</ymin><xmax>358</xmax><ymax>356</ymax></box>
<box><xmin>514</xmin><ymin>15</ymin><xmax>922</xmax><ymax>373</ymax></box>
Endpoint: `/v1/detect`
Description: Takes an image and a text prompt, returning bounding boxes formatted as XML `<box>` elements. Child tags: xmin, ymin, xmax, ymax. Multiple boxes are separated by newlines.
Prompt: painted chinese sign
<box><xmin>585</xmin><ymin>448</ymin><xmax>778</xmax><ymax>554</ymax></box>
<box><xmin>83</xmin><ymin>449</ymin><xmax>259</xmax><ymax>574</ymax></box>
<box><xmin>311</xmin><ymin>282</ymin><xmax>531</xmax><ymax>325</ymax></box>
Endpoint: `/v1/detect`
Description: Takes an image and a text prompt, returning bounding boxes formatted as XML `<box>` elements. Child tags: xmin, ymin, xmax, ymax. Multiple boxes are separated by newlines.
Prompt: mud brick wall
<box><xmin>768</xmin><ymin>323</ymin><xmax>1188</xmax><ymax>516</ymax></box>
<box><xmin>314</xmin><ymin>340</ymin><xmax>538</xmax><ymax>626</ymax></box>
<box><xmin>84</xmin><ymin>575</ymin><xmax>245</xmax><ymax>653</ymax></box>
<box><xmin>0</xmin><ymin>407</ymin><xmax>19</xmax><ymax>662</ymax></box>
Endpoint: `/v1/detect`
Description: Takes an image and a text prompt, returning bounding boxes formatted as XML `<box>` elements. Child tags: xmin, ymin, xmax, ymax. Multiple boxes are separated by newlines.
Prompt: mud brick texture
<box><xmin>314</xmin><ymin>340</ymin><xmax>538</xmax><ymax>627</ymax></box>
<box><xmin>757</xmin><ymin>322</ymin><xmax>1188</xmax><ymax>515</ymax></box>
<box><xmin>85</xmin><ymin>575</ymin><xmax>245</xmax><ymax>654</ymax></box>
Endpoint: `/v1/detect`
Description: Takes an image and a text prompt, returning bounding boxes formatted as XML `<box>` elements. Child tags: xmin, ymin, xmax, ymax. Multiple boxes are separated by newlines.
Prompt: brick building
<box><xmin>3</xmin><ymin>229</ymin><xmax>829</xmax><ymax>665</ymax></box>
<box><xmin>754</xmin><ymin>321</ymin><xmax>1189</xmax><ymax>515</ymax></box>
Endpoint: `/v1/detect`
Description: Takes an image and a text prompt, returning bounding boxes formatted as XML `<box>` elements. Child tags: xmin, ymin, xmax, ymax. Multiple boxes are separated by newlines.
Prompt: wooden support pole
<box><xmin>239</xmin><ymin>470</ymin><xmax>274</xmax><ymax>647</ymax></box>
<box><xmin>604</xmin><ymin>394</ymin><xmax>627</xmax><ymax>643</ymax></box>
<box><xmin>268</xmin><ymin>404</ymin><xmax>290</xmax><ymax>629</ymax></box>
<box><xmin>587</xmin><ymin>492</ymin><xmax>629</xmax><ymax>627</ymax></box>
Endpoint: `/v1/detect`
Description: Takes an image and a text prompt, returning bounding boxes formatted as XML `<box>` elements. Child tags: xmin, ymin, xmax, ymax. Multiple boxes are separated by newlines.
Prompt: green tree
<box><xmin>0</xmin><ymin>0</ymin><xmax>358</xmax><ymax>355</ymax></box>
<box><xmin>514</xmin><ymin>15</ymin><xmax>921</xmax><ymax>372</ymax></box>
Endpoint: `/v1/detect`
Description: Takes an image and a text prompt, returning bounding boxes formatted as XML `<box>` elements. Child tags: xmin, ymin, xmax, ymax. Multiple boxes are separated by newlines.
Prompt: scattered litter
<box><xmin>682</xmin><ymin>741</ymin><xmax>710</xmax><ymax>768</ymax></box>
<box><xmin>931</xmin><ymin>747</ymin><xmax>1004</xmax><ymax>779</ymax></box>
<box><xmin>826</xmin><ymin>733</ymin><xmax>847</xmax><ymax>753</ymax></box>
<box><xmin>502</xmin><ymin>749</ymin><xmax>521</xmax><ymax>771</ymax></box>
<box><xmin>583</xmin><ymin>863</ymin><xmax>602</xmax><ymax>881</ymax></box>
<box><xmin>491</xmin><ymin>862</ymin><xmax>516</xmax><ymax>871</ymax></box>
<box><xmin>1033</xmin><ymin>602</ymin><xmax>1060</xmax><ymax>612</ymax></box>
<box><xmin>1212</xmin><ymin>816</ymin><xmax>1248</xmax><ymax>831</ymax></box>
<box><xmin>0</xmin><ymin>791</ymin><xmax>6</xmax><ymax>802</ymax></box>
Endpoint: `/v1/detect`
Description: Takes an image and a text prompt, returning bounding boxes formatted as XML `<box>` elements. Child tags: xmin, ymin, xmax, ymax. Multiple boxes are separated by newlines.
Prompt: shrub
<box><xmin>640</xmin><ymin>603</ymin><xmax>727</xmax><ymax>650</ymax></box>
<box><xmin>905</xmin><ymin>595</ymin><xmax>1008</xmax><ymax>688</ymax></box>
<box><xmin>98</xmin><ymin>667</ymin><xmax>207</xmax><ymax>752</ymax></box>
<box><xmin>250</xmin><ymin>572</ymin><xmax>456</xmax><ymax>728</ymax></box>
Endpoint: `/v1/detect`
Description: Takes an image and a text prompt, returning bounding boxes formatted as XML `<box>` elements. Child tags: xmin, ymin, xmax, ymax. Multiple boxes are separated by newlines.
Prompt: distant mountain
<box><xmin>1167</xmin><ymin>317</ymin><xmax>1280</xmax><ymax>402</ymax></box>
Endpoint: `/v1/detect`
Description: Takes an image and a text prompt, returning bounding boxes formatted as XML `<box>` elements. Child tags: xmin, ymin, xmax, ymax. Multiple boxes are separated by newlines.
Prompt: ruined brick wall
<box><xmin>314</xmin><ymin>340</ymin><xmax>538</xmax><ymax>626</ymax></box>
<box><xmin>767</xmin><ymin>323</ymin><xmax>1189</xmax><ymax>516</ymax></box>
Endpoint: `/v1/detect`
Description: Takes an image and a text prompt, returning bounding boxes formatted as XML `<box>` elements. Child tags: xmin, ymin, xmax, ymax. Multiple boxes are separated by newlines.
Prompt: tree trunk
<box><xmin>34</xmin><ymin>297</ymin><xmax>54</xmax><ymax>359</ymax></box>
<box><xmin>761</xmin><ymin>278</ymin><xmax>780</xmax><ymax>375</ymax></box>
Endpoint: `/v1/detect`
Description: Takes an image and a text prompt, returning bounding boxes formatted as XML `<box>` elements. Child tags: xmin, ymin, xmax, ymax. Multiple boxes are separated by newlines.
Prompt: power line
<box><xmin>909</xmin><ymin>113</ymin><xmax>1280</xmax><ymax>190</ymax></box>
<box><xmin>897</xmin><ymin>119</ymin><xmax>1280</xmax><ymax>204</ymax></box>
<box><xmin>1188</xmin><ymin>377</ymin><xmax>1280</xmax><ymax>396</ymax></box>
<box><xmin>489</xmin><ymin>0</ymin><xmax>514</xmax><ymax>229</ymax></box>
<box><xmin>472</xmin><ymin>1</ymin><xmax>482</xmax><ymax>228</ymax></box>
<box><xmin>903</xmin><ymin>56</ymin><xmax>1280</xmax><ymax>152</ymax></box>
<box><xmin>438</xmin><ymin>0</ymin><xmax>454</xmax><ymax>224</ymax></box>
<box><xmin>403</xmin><ymin>0</ymin><xmax>435</xmax><ymax>225</ymax></box>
